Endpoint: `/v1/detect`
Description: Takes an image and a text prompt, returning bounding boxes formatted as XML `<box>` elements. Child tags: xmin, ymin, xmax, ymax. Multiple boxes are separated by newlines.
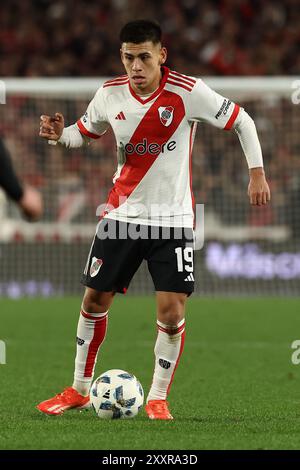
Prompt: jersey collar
<box><xmin>128</xmin><ymin>66</ymin><xmax>170</xmax><ymax>105</ymax></box>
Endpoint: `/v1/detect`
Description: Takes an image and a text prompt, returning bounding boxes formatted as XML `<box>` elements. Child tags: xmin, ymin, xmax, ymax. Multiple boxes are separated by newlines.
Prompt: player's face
<box><xmin>120</xmin><ymin>41</ymin><xmax>167</xmax><ymax>95</ymax></box>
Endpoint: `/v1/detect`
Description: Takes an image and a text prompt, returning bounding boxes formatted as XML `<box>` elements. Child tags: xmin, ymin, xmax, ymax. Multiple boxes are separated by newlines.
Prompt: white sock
<box><xmin>72</xmin><ymin>307</ymin><xmax>108</xmax><ymax>396</ymax></box>
<box><xmin>147</xmin><ymin>318</ymin><xmax>186</xmax><ymax>402</ymax></box>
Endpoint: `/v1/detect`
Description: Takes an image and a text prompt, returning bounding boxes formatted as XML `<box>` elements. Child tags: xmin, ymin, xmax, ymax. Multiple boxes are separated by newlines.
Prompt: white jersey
<box><xmin>77</xmin><ymin>66</ymin><xmax>240</xmax><ymax>228</ymax></box>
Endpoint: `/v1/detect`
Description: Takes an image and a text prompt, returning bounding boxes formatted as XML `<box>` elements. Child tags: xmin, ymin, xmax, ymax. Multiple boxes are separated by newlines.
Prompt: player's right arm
<box><xmin>39</xmin><ymin>112</ymin><xmax>88</xmax><ymax>148</ymax></box>
<box><xmin>39</xmin><ymin>87</ymin><xmax>109</xmax><ymax>148</ymax></box>
<box><xmin>39</xmin><ymin>112</ymin><xmax>64</xmax><ymax>141</ymax></box>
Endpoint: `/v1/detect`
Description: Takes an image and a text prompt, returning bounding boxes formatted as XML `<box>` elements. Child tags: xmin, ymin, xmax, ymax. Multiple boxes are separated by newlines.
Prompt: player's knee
<box><xmin>158</xmin><ymin>301</ymin><xmax>185</xmax><ymax>326</ymax></box>
<box><xmin>82</xmin><ymin>288</ymin><xmax>114</xmax><ymax>314</ymax></box>
<box><xmin>159</xmin><ymin>311</ymin><xmax>183</xmax><ymax>326</ymax></box>
<box><xmin>157</xmin><ymin>292</ymin><xmax>186</xmax><ymax>326</ymax></box>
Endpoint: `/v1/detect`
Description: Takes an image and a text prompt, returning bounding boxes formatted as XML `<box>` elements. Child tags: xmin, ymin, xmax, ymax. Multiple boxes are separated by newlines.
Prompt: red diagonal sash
<box><xmin>107</xmin><ymin>90</ymin><xmax>185</xmax><ymax>210</ymax></box>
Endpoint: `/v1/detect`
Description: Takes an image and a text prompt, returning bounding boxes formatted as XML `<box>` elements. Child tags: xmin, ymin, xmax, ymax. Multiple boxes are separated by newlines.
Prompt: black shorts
<box><xmin>81</xmin><ymin>218</ymin><xmax>195</xmax><ymax>295</ymax></box>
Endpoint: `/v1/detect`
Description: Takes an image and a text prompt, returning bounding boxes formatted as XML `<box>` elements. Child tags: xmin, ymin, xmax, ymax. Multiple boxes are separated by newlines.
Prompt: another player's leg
<box><xmin>145</xmin><ymin>291</ymin><xmax>187</xmax><ymax>420</ymax></box>
<box><xmin>37</xmin><ymin>289</ymin><xmax>114</xmax><ymax>415</ymax></box>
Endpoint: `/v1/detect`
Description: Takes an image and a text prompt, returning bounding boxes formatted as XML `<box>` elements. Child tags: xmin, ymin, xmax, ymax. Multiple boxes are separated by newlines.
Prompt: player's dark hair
<box><xmin>120</xmin><ymin>20</ymin><xmax>162</xmax><ymax>45</ymax></box>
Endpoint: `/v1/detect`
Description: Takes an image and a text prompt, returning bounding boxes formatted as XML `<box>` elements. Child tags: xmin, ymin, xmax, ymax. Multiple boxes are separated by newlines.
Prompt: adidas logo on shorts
<box><xmin>184</xmin><ymin>273</ymin><xmax>194</xmax><ymax>281</ymax></box>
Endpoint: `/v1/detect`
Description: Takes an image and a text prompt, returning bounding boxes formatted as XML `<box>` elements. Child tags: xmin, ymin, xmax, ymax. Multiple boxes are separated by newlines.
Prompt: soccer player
<box><xmin>0</xmin><ymin>137</ymin><xmax>43</xmax><ymax>221</ymax></box>
<box><xmin>37</xmin><ymin>20</ymin><xmax>270</xmax><ymax>419</ymax></box>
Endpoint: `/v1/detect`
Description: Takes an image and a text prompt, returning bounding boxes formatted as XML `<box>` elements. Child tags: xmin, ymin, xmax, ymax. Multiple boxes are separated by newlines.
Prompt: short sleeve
<box><xmin>76</xmin><ymin>87</ymin><xmax>110</xmax><ymax>139</ymax></box>
<box><xmin>187</xmin><ymin>79</ymin><xmax>240</xmax><ymax>130</ymax></box>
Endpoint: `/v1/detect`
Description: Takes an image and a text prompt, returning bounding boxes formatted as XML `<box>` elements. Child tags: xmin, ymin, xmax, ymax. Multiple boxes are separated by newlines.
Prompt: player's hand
<box><xmin>248</xmin><ymin>167</ymin><xmax>271</xmax><ymax>206</ymax></box>
<box><xmin>39</xmin><ymin>113</ymin><xmax>64</xmax><ymax>141</ymax></box>
<box><xmin>18</xmin><ymin>186</ymin><xmax>43</xmax><ymax>221</ymax></box>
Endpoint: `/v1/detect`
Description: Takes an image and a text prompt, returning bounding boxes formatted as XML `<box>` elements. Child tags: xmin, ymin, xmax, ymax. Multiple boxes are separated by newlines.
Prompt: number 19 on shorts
<box><xmin>175</xmin><ymin>247</ymin><xmax>194</xmax><ymax>273</ymax></box>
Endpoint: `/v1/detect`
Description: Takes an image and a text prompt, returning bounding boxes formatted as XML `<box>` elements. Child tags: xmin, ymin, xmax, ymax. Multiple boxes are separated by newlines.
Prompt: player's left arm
<box><xmin>188</xmin><ymin>79</ymin><xmax>271</xmax><ymax>206</ymax></box>
<box><xmin>233</xmin><ymin>110</ymin><xmax>271</xmax><ymax>206</ymax></box>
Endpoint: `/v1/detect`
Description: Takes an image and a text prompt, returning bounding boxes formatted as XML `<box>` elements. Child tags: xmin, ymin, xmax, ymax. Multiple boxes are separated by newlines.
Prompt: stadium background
<box><xmin>1</xmin><ymin>78</ymin><xmax>299</xmax><ymax>297</ymax></box>
<box><xmin>1</xmin><ymin>0</ymin><xmax>300</xmax><ymax>297</ymax></box>
<box><xmin>0</xmin><ymin>0</ymin><xmax>300</xmax><ymax>451</ymax></box>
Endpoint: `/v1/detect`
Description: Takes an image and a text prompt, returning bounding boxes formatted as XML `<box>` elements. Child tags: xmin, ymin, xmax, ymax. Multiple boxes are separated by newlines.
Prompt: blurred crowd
<box><xmin>1</xmin><ymin>0</ymin><xmax>300</xmax><ymax>77</ymax></box>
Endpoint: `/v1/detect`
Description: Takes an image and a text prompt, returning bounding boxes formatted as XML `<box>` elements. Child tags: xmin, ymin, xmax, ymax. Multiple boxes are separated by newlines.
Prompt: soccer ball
<box><xmin>90</xmin><ymin>369</ymin><xmax>144</xmax><ymax>419</ymax></box>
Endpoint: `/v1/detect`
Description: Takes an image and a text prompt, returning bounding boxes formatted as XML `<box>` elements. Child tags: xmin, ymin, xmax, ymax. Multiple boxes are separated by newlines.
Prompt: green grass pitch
<box><xmin>0</xmin><ymin>296</ymin><xmax>300</xmax><ymax>450</ymax></box>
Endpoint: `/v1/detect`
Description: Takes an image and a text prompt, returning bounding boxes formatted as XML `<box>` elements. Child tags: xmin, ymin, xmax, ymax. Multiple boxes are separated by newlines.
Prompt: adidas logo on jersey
<box><xmin>184</xmin><ymin>273</ymin><xmax>194</xmax><ymax>281</ymax></box>
<box><xmin>115</xmin><ymin>112</ymin><xmax>126</xmax><ymax>120</ymax></box>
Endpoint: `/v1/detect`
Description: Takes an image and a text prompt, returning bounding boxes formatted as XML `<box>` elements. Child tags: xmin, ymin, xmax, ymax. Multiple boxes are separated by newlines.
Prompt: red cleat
<box><xmin>145</xmin><ymin>400</ymin><xmax>173</xmax><ymax>420</ymax></box>
<box><xmin>37</xmin><ymin>387</ymin><xmax>90</xmax><ymax>416</ymax></box>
